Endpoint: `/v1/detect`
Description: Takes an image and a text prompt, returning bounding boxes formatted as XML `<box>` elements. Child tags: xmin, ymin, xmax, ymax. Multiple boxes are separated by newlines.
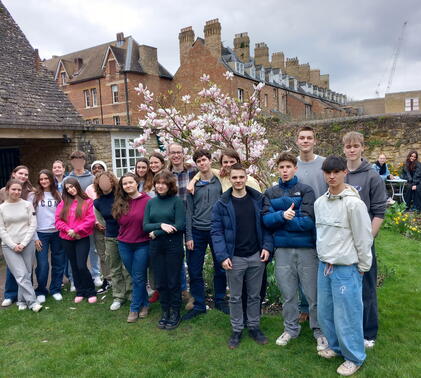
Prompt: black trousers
<box><xmin>61</xmin><ymin>237</ymin><xmax>96</xmax><ymax>298</ymax></box>
<box><xmin>150</xmin><ymin>233</ymin><xmax>184</xmax><ymax>312</ymax></box>
<box><xmin>363</xmin><ymin>244</ymin><xmax>378</xmax><ymax>340</ymax></box>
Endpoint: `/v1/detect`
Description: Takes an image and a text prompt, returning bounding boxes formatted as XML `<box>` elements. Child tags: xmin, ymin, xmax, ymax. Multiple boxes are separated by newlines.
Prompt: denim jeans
<box><xmin>317</xmin><ymin>262</ymin><xmax>366</xmax><ymax>366</ymax></box>
<box><xmin>4</xmin><ymin>267</ymin><xmax>18</xmax><ymax>301</ymax></box>
<box><xmin>186</xmin><ymin>228</ymin><xmax>226</xmax><ymax>311</ymax></box>
<box><xmin>35</xmin><ymin>231</ymin><xmax>66</xmax><ymax>296</ymax></box>
<box><xmin>118</xmin><ymin>241</ymin><xmax>149</xmax><ymax>313</ymax></box>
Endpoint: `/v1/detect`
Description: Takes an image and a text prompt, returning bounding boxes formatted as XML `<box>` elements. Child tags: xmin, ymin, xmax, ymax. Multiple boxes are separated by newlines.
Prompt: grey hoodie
<box><xmin>345</xmin><ymin>159</ymin><xmax>387</xmax><ymax>219</ymax></box>
<box><xmin>315</xmin><ymin>185</ymin><xmax>373</xmax><ymax>272</ymax></box>
<box><xmin>65</xmin><ymin>170</ymin><xmax>94</xmax><ymax>192</ymax></box>
<box><xmin>186</xmin><ymin>175</ymin><xmax>222</xmax><ymax>241</ymax></box>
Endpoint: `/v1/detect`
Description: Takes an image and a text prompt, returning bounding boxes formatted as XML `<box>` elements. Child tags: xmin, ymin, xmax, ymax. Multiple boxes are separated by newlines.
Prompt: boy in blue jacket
<box><xmin>211</xmin><ymin>164</ymin><xmax>273</xmax><ymax>349</ymax></box>
<box><xmin>263</xmin><ymin>151</ymin><xmax>327</xmax><ymax>351</ymax></box>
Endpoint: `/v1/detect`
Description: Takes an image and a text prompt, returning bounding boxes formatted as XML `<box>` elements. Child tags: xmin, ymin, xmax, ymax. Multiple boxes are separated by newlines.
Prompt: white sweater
<box><xmin>28</xmin><ymin>192</ymin><xmax>60</xmax><ymax>233</ymax></box>
<box><xmin>0</xmin><ymin>199</ymin><xmax>37</xmax><ymax>249</ymax></box>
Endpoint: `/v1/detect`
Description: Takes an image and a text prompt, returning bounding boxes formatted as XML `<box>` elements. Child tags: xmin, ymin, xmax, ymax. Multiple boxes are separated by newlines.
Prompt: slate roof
<box><xmin>44</xmin><ymin>36</ymin><xmax>173</xmax><ymax>84</ymax></box>
<box><xmin>0</xmin><ymin>1</ymin><xmax>83</xmax><ymax>125</ymax></box>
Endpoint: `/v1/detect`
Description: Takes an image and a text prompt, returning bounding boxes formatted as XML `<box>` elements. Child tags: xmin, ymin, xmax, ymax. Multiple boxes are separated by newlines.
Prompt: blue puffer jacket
<box><xmin>263</xmin><ymin>176</ymin><xmax>316</xmax><ymax>248</ymax></box>
<box><xmin>211</xmin><ymin>187</ymin><xmax>274</xmax><ymax>265</ymax></box>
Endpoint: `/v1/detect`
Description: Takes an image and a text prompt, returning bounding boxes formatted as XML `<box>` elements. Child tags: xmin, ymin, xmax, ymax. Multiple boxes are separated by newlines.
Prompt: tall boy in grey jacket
<box><xmin>184</xmin><ymin>149</ymin><xmax>225</xmax><ymax>320</ymax></box>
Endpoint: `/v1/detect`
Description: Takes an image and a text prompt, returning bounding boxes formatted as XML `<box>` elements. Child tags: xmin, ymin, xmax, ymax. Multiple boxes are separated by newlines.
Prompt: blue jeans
<box><xmin>118</xmin><ymin>241</ymin><xmax>149</xmax><ymax>312</ymax></box>
<box><xmin>317</xmin><ymin>262</ymin><xmax>366</xmax><ymax>366</ymax></box>
<box><xmin>186</xmin><ymin>228</ymin><xmax>226</xmax><ymax>311</ymax></box>
<box><xmin>35</xmin><ymin>231</ymin><xmax>66</xmax><ymax>296</ymax></box>
<box><xmin>4</xmin><ymin>267</ymin><xmax>18</xmax><ymax>301</ymax></box>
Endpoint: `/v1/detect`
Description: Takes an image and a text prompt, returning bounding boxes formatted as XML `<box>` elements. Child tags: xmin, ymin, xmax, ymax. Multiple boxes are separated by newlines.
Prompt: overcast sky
<box><xmin>4</xmin><ymin>0</ymin><xmax>421</xmax><ymax>100</ymax></box>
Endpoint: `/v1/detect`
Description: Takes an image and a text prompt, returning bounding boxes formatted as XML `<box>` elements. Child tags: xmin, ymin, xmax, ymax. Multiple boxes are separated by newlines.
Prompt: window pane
<box><xmin>121</xmin><ymin>139</ymin><xmax>126</xmax><ymax>147</ymax></box>
<box><xmin>114</xmin><ymin>139</ymin><xmax>120</xmax><ymax>148</ymax></box>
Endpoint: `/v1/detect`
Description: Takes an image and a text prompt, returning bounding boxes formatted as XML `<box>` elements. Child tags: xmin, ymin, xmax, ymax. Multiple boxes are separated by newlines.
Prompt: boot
<box><xmin>165</xmin><ymin>309</ymin><xmax>181</xmax><ymax>330</ymax></box>
<box><xmin>157</xmin><ymin>310</ymin><xmax>170</xmax><ymax>329</ymax></box>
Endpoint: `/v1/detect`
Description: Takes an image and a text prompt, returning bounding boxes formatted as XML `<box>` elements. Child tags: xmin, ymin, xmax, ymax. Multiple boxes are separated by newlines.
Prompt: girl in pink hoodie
<box><xmin>55</xmin><ymin>177</ymin><xmax>96</xmax><ymax>303</ymax></box>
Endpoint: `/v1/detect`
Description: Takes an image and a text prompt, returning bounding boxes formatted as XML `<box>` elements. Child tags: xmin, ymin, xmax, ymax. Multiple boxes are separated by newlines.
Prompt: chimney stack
<box><xmin>254</xmin><ymin>42</ymin><xmax>270</xmax><ymax>68</ymax></box>
<box><xmin>139</xmin><ymin>45</ymin><xmax>159</xmax><ymax>75</ymax></box>
<box><xmin>178</xmin><ymin>26</ymin><xmax>195</xmax><ymax>65</ymax></box>
<box><xmin>116</xmin><ymin>32</ymin><xmax>125</xmax><ymax>47</ymax></box>
<box><xmin>204</xmin><ymin>19</ymin><xmax>221</xmax><ymax>58</ymax></box>
<box><xmin>271</xmin><ymin>52</ymin><xmax>285</xmax><ymax>71</ymax></box>
<box><xmin>234</xmin><ymin>32</ymin><xmax>250</xmax><ymax>63</ymax></box>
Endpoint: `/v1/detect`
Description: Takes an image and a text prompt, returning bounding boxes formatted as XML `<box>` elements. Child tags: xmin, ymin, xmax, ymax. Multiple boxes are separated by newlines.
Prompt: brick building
<box><xmin>174</xmin><ymin>19</ymin><xmax>349</xmax><ymax>120</ymax></box>
<box><xmin>44</xmin><ymin>34</ymin><xmax>173</xmax><ymax>126</ymax></box>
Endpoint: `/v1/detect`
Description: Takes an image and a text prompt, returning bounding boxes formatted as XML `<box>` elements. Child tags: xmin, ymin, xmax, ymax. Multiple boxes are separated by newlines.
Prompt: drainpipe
<box><xmin>98</xmin><ymin>78</ymin><xmax>104</xmax><ymax>124</ymax></box>
<box><xmin>124</xmin><ymin>72</ymin><xmax>131</xmax><ymax>125</ymax></box>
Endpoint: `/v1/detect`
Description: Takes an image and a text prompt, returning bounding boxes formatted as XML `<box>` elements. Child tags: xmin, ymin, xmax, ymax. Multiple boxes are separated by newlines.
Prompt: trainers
<box><xmin>36</xmin><ymin>295</ymin><xmax>46</xmax><ymax>304</ymax></box>
<box><xmin>364</xmin><ymin>339</ymin><xmax>375</xmax><ymax>349</ymax></box>
<box><xmin>165</xmin><ymin>310</ymin><xmax>181</xmax><ymax>330</ymax></box>
<box><xmin>228</xmin><ymin>331</ymin><xmax>242</xmax><ymax>349</ymax></box>
<box><xmin>215</xmin><ymin>301</ymin><xmax>230</xmax><ymax>315</ymax></box>
<box><xmin>94</xmin><ymin>276</ymin><xmax>103</xmax><ymax>287</ymax></box>
<box><xmin>337</xmin><ymin>360</ymin><xmax>361</xmax><ymax>376</ymax></box>
<box><xmin>249</xmin><ymin>328</ymin><xmax>268</xmax><ymax>345</ymax></box>
<box><xmin>110</xmin><ymin>301</ymin><xmax>122</xmax><ymax>311</ymax></box>
<box><xmin>127</xmin><ymin>311</ymin><xmax>139</xmax><ymax>323</ymax></box>
<box><xmin>31</xmin><ymin>303</ymin><xmax>43</xmax><ymax>313</ymax></box>
<box><xmin>157</xmin><ymin>311</ymin><xmax>170</xmax><ymax>329</ymax></box>
<box><xmin>317</xmin><ymin>336</ymin><xmax>329</xmax><ymax>351</ymax></box>
<box><xmin>97</xmin><ymin>279</ymin><xmax>111</xmax><ymax>294</ymax></box>
<box><xmin>74</xmin><ymin>296</ymin><xmax>84</xmax><ymax>303</ymax></box>
<box><xmin>148</xmin><ymin>290</ymin><xmax>159</xmax><ymax>303</ymax></box>
<box><xmin>70</xmin><ymin>283</ymin><xmax>76</xmax><ymax>292</ymax></box>
<box><xmin>182</xmin><ymin>290</ymin><xmax>195</xmax><ymax>311</ymax></box>
<box><xmin>52</xmin><ymin>293</ymin><xmax>63</xmax><ymax>301</ymax></box>
<box><xmin>1</xmin><ymin>298</ymin><xmax>13</xmax><ymax>307</ymax></box>
<box><xmin>88</xmin><ymin>296</ymin><xmax>97</xmax><ymax>304</ymax></box>
<box><xmin>18</xmin><ymin>303</ymin><xmax>28</xmax><ymax>311</ymax></box>
<box><xmin>318</xmin><ymin>348</ymin><xmax>338</xmax><ymax>359</ymax></box>
<box><xmin>299</xmin><ymin>312</ymin><xmax>309</xmax><ymax>323</ymax></box>
<box><xmin>139</xmin><ymin>306</ymin><xmax>149</xmax><ymax>318</ymax></box>
<box><xmin>182</xmin><ymin>309</ymin><xmax>206</xmax><ymax>321</ymax></box>
<box><xmin>276</xmin><ymin>332</ymin><xmax>292</xmax><ymax>346</ymax></box>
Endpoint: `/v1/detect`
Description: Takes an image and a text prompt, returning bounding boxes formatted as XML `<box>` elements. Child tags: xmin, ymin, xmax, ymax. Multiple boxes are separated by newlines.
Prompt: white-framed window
<box><xmin>92</xmin><ymin>118</ymin><xmax>100</xmax><ymax>124</ymax></box>
<box><xmin>405</xmin><ymin>97</ymin><xmax>419</xmax><ymax>111</ymax></box>
<box><xmin>83</xmin><ymin>89</ymin><xmax>91</xmax><ymax>108</ymax></box>
<box><xmin>235</xmin><ymin>62</ymin><xmax>244</xmax><ymax>75</ymax></box>
<box><xmin>113</xmin><ymin>115</ymin><xmax>121</xmax><ymax>125</ymax></box>
<box><xmin>237</xmin><ymin>88</ymin><xmax>244</xmax><ymax>102</ymax></box>
<box><xmin>111</xmin><ymin>85</ymin><xmax>119</xmax><ymax>103</ymax></box>
<box><xmin>60</xmin><ymin>72</ymin><xmax>66</xmax><ymax>85</ymax></box>
<box><xmin>91</xmin><ymin>88</ymin><xmax>97</xmax><ymax>107</ymax></box>
<box><xmin>112</xmin><ymin>136</ymin><xmax>142</xmax><ymax>178</ymax></box>
<box><xmin>249</xmin><ymin>66</ymin><xmax>256</xmax><ymax>78</ymax></box>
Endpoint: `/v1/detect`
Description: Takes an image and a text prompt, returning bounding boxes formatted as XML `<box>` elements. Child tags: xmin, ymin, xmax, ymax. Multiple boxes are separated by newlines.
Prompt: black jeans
<box><xmin>61</xmin><ymin>237</ymin><xmax>96</xmax><ymax>298</ymax></box>
<box><xmin>363</xmin><ymin>244</ymin><xmax>378</xmax><ymax>340</ymax></box>
<box><xmin>150</xmin><ymin>233</ymin><xmax>184</xmax><ymax>312</ymax></box>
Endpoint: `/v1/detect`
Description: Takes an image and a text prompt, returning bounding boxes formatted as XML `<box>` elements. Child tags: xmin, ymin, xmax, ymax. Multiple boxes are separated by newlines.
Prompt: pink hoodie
<box><xmin>55</xmin><ymin>199</ymin><xmax>95</xmax><ymax>240</ymax></box>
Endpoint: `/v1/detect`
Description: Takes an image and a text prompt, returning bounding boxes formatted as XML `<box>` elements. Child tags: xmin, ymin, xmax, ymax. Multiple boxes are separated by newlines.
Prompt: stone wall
<box><xmin>264</xmin><ymin>112</ymin><xmax>421</xmax><ymax>168</ymax></box>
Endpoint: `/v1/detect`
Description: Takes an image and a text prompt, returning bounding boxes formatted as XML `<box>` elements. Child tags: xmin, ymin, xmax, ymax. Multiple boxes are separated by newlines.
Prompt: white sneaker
<box><xmin>36</xmin><ymin>295</ymin><xmax>46</xmax><ymax>304</ymax></box>
<box><xmin>1</xmin><ymin>298</ymin><xmax>13</xmax><ymax>307</ymax></box>
<box><xmin>318</xmin><ymin>348</ymin><xmax>338</xmax><ymax>359</ymax></box>
<box><xmin>110</xmin><ymin>301</ymin><xmax>122</xmax><ymax>311</ymax></box>
<box><xmin>18</xmin><ymin>303</ymin><xmax>28</xmax><ymax>311</ymax></box>
<box><xmin>364</xmin><ymin>339</ymin><xmax>375</xmax><ymax>349</ymax></box>
<box><xmin>70</xmin><ymin>283</ymin><xmax>76</xmax><ymax>292</ymax></box>
<box><xmin>337</xmin><ymin>360</ymin><xmax>361</xmax><ymax>376</ymax></box>
<box><xmin>52</xmin><ymin>293</ymin><xmax>63</xmax><ymax>301</ymax></box>
<box><xmin>94</xmin><ymin>276</ymin><xmax>103</xmax><ymax>287</ymax></box>
<box><xmin>317</xmin><ymin>336</ymin><xmax>329</xmax><ymax>351</ymax></box>
<box><xmin>275</xmin><ymin>332</ymin><xmax>292</xmax><ymax>346</ymax></box>
<box><xmin>31</xmin><ymin>303</ymin><xmax>43</xmax><ymax>313</ymax></box>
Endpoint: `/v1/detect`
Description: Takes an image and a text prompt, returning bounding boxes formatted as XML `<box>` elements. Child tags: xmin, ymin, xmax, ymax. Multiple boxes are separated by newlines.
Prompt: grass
<box><xmin>0</xmin><ymin>230</ymin><xmax>420</xmax><ymax>377</ymax></box>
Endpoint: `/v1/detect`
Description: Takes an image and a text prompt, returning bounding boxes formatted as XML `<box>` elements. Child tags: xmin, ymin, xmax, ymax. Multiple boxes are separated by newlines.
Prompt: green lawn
<box><xmin>0</xmin><ymin>230</ymin><xmax>420</xmax><ymax>377</ymax></box>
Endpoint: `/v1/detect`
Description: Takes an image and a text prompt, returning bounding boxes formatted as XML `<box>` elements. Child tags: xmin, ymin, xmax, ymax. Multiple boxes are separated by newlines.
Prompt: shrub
<box><xmin>383</xmin><ymin>202</ymin><xmax>421</xmax><ymax>240</ymax></box>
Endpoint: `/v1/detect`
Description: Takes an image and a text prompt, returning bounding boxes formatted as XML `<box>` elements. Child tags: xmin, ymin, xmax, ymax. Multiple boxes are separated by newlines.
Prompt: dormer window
<box><xmin>259</xmin><ymin>70</ymin><xmax>265</xmax><ymax>82</ymax></box>
<box><xmin>249</xmin><ymin>66</ymin><xmax>256</xmax><ymax>78</ymax></box>
<box><xmin>235</xmin><ymin>62</ymin><xmax>244</xmax><ymax>75</ymax></box>
<box><xmin>269</xmin><ymin>71</ymin><xmax>274</xmax><ymax>83</ymax></box>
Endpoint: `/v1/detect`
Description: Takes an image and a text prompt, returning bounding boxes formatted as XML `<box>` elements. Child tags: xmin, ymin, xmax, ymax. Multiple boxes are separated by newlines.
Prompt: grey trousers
<box><xmin>274</xmin><ymin>247</ymin><xmax>322</xmax><ymax>339</ymax></box>
<box><xmin>2</xmin><ymin>241</ymin><xmax>37</xmax><ymax>308</ymax></box>
<box><xmin>226</xmin><ymin>252</ymin><xmax>265</xmax><ymax>332</ymax></box>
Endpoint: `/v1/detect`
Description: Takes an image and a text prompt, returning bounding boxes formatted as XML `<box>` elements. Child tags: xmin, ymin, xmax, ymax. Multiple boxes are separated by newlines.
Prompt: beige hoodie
<box><xmin>314</xmin><ymin>185</ymin><xmax>373</xmax><ymax>272</ymax></box>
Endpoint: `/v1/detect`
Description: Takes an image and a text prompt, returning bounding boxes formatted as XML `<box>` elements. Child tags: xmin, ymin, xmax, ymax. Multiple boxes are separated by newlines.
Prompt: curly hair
<box><xmin>94</xmin><ymin>171</ymin><xmax>119</xmax><ymax>197</ymax></box>
<box><xmin>112</xmin><ymin>172</ymin><xmax>139</xmax><ymax>220</ymax></box>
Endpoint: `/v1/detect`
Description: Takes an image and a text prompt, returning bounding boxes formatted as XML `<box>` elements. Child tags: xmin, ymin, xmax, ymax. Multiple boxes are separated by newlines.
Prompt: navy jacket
<box><xmin>211</xmin><ymin>187</ymin><xmax>274</xmax><ymax>265</ymax></box>
<box><xmin>263</xmin><ymin>176</ymin><xmax>316</xmax><ymax>248</ymax></box>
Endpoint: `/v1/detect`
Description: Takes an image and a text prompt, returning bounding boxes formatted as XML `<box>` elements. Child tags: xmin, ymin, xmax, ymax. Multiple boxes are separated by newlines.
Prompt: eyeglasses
<box><xmin>170</xmin><ymin>151</ymin><xmax>183</xmax><ymax>155</ymax></box>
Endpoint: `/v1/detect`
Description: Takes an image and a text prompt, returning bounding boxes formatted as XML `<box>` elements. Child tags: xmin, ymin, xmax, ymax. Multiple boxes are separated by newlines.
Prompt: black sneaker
<box><xmin>228</xmin><ymin>331</ymin><xmax>242</xmax><ymax>349</ymax></box>
<box><xmin>165</xmin><ymin>310</ymin><xmax>181</xmax><ymax>330</ymax></box>
<box><xmin>157</xmin><ymin>311</ymin><xmax>170</xmax><ymax>329</ymax></box>
<box><xmin>97</xmin><ymin>279</ymin><xmax>111</xmax><ymax>294</ymax></box>
<box><xmin>215</xmin><ymin>301</ymin><xmax>230</xmax><ymax>315</ymax></box>
<box><xmin>249</xmin><ymin>328</ymin><xmax>268</xmax><ymax>345</ymax></box>
<box><xmin>181</xmin><ymin>309</ymin><xmax>206</xmax><ymax>321</ymax></box>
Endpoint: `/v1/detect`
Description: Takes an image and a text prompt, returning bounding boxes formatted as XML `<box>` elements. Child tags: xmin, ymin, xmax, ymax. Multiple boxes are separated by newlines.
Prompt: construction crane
<box><xmin>375</xmin><ymin>21</ymin><xmax>407</xmax><ymax>97</ymax></box>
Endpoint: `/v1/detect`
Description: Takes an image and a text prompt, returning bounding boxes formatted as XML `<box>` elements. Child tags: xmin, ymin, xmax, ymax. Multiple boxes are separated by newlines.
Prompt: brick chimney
<box><xmin>271</xmin><ymin>52</ymin><xmax>285</xmax><ymax>70</ymax></box>
<box><xmin>234</xmin><ymin>32</ymin><xmax>250</xmax><ymax>63</ymax></box>
<box><xmin>254</xmin><ymin>42</ymin><xmax>270</xmax><ymax>68</ymax></box>
<box><xmin>178</xmin><ymin>26</ymin><xmax>195</xmax><ymax>65</ymax></box>
<box><xmin>139</xmin><ymin>45</ymin><xmax>159</xmax><ymax>75</ymax></box>
<box><xmin>204</xmin><ymin>19</ymin><xmax>221</xmax><ymax>58</ymax></box>
<box><xmin>116</xmin><ymin>32</ymin><xmax>125</xmax><ymax>47</ymax></box>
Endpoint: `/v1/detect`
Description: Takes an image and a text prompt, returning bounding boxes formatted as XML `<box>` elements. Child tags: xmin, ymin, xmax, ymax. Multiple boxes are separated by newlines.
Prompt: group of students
<box><xmin>1</xmin><ymin>127</ymin><xmax>416</xmax><ymax>376</ymax></box>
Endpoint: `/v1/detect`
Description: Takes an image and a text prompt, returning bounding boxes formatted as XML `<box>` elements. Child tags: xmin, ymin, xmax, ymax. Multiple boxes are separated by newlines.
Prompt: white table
<box><xmin>386</xmin><ymin>179</ymin><xmax>407</xmax><ymax>203</ymax></box>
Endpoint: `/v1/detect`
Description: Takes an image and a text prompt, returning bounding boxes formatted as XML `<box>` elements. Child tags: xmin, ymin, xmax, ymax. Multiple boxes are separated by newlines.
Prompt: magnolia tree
<box><xmin>132</xmin><ymin>71</ymin><xmax>277</xmax><ymax>188</ymax></box>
